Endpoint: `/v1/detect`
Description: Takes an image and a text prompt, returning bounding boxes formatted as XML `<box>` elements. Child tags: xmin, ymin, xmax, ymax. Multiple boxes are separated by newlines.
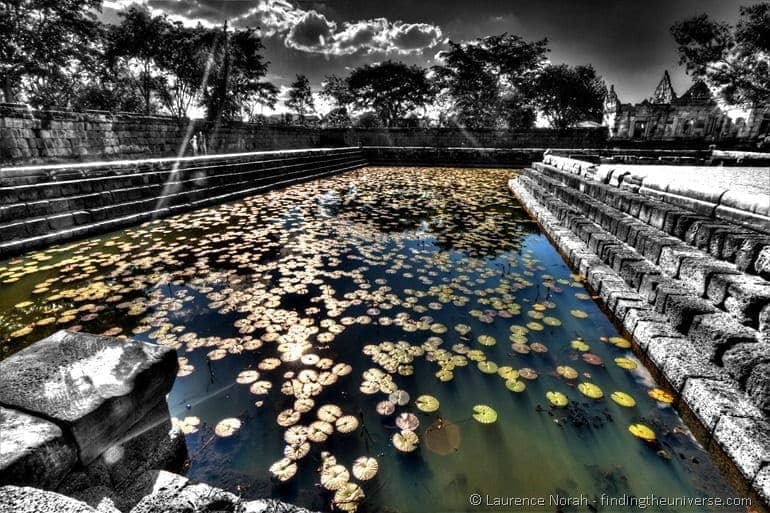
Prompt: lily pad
<box><xmin>611</xmin><ymin>391</ymin><xmax>636</xmax><ymax>407</ymax></box>
<box><xmin>392</xmin><ymin>429</ymin><xmax>419</xmax><ymax>452</ymax></box>
<box><xmin>629</xmin><ymin>423</ymin><xmax>656</xmax><ymax>441</ymax></box>
<box><xmin>415</xmin><ymin>395</ymin><xmax>440</xmax><ymax>412</ymax></box>
<box><xmin>352</xmin><ymin>456</ymin><xmax>379</xmax><ymax>480</ymax></box>
<box><xmin>214</xmin><ymin>418</ymin><xmax>242</xmax><ymax>437</ymax></box>
<box><xmin>546</xmin><ymin>391</ymin><xmax>569</xmax><ymax>407</ymax></box>
<box><xmin>472</xmin><ymin>404</ymin><xmax>498</xmax><ymax>424</ymax></box>
<box><xmin>477</xmin><ymin>360</ymin><xmax>499</xmax><ymax>374</ymax></box>
<box><xmin>614</xmin><ymin>357</ymin><xmax>638</xmax><ymax>370</ymax></box>
<box><xmin>577</xmin><ymin>382</ymin><xmax>603</xmax><ymax>399</ymax></box>
<box><xmin>648</xmin><ymin>388</ymin><xmax>675</xmax><ymax>404</ymax></box>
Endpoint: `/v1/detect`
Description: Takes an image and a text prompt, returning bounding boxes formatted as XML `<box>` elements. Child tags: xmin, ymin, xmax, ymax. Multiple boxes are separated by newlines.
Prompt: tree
<box><xmin>155</xmin><ymin>23</ymin><xmax>210</xmax><ymax>119</ymax></box>
<box><xmin>529</xmin><ymin>64</ymin><xmax>606</xmax><ymax>129</ymax></box>
<box><xmin>672</xmin><ymin>3</ymin><xmax>770</xmax><ymax>106</ymax></box>
<box><xmin>347</xmin><ymin>61</ymin><xmax>434</xmax><ymax>127</ymax></box>
<box><xmin>432</xmin><ymin>33</ymin><xmax>548</xmax><ymax>128</ymax></box>
<box><xmin>243</xmin><ymin>82</ymin><xmax>279</xmax><ymax>121</ymax></box>
<box><xmin>286</xmin><ymin>75</ymin><xmax>315</xmax><ymax>118</ymax></box>
<box><xmin>106</xmin><ymin>6</ymin><xmax>170</xmax><ymax>114</ymax></box>
<box><xmin>320</xmin><ymin>75</ymin><xmax>354</xmax><ymax>127</ymax></box>
<box><xmin>0</xmin><ymin>0</ymin><xmax>102</xmax><ymax>105</ymax></box>
<box><xmin>202</xmin><ymin>22</ymin><xmax>272</xmax><ymax>122</ymax></box>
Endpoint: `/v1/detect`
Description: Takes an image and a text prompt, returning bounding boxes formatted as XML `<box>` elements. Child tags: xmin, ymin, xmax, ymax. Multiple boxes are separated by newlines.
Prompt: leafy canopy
<box><xmin>671</xmin><ymin>2</ymin><xmax>770</xmax><ymax>106</ymax></box>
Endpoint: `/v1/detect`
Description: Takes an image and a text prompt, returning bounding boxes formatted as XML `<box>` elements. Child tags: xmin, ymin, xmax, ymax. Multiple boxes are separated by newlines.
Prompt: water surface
<box><xmin>0</xmin><ymin>167</ymin><xmax>746</xmax><ymax>512</ymax></box>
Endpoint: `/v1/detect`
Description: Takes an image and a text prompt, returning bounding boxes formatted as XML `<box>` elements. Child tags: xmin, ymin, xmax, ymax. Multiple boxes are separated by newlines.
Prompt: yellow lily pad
<box><xmin>472</xmin><ymin>404</ymin><xmax>498</xmax><ymax>424</ymax></box>
<box><xmin>546</xmin><ymin>391</ymin><xmax>569</xmax><ymax>407</ymax></box>
<box><xmin>610</xmin><ymin>391</ymin><xmax>636</xmax><ymax>407</ymax></box>
<box><xmin>614</xmin><ymin>357</ymin><xmax>638</xmax><ymax>370</ymax></box>
<box><xmin>629</xmin><ymin>423</ymin><xmax>656</xmax><ymax>441</ymax></box>
<box><xmin>648</xmin><ymin>388</ymin><xmax>675</xmax><ymax>404</ymax></box>
<box><xmin>578</xmin><ymin>382</ymin><xmax>603</xmax><ymax>399</ymax></box>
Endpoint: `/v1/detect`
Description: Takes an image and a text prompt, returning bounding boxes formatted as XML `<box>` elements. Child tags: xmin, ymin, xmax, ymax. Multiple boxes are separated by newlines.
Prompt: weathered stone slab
<box><xmin>712</xmin><ymin>415</ymin><xmax>770</xmax><ymax>481</ymax></box>
<box><xmin>0</xmin><ymin>330</ymin><xmax>177</xmax><ymax>464</ymax></box>
<box><xmin>681</xmin><ymin>378</ymin><xmax>763</xmax><ymax>432</ymax></box>
<box><xmin>0</xmin><ymin>485</ymin><xmax>97</xmax><ymax>513</ymax></box>
<box><xmin>0</xmin><ymin>407</ymin><xmax>77</xmax><ymax>489</ymax></box>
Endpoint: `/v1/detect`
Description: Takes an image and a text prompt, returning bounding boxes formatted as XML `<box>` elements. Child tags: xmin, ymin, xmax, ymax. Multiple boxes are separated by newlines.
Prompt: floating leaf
<box><xmin>320</xmin><ymin>464</ymin><xmax>350</xmax><ymax>490</ymax></box>
<box><xmin>577</xmin><ymin>383</ymin><xmax>603</xmax><ymax>399</ymax></box>
<box><xmin>610</xmin><ymin>336</ymin><xmax>632</xmax><ymax>348</ymax></box>
<box><xmin>546</xmin><ymin>391</ymin><xmax>569</xmax><ymax>407</ymax></box>
<box><xmin>376</xmin><ymin>400</ymin><xmax>395</xmax><ymax>416</ymax></box>
<box><xmin>472</xmin><ymin>404</ymin><xmax>498</xmax><ymax>424</ymax></box>
<box><xmin>556</xmin><ymin>365</ymin><xmax>578</xmax><ymax>379</ymax></box>
<box><xmin>582</xmin><ymin>353</ymin><xmax>604</xmax><ymax>366</ymax></box>
<box><xmin>477</xmin><ymin>360</ymin><xmax>498</xmax><ymax>374</ymax></box>
<box><xmin>336</xmin><ymin>415</ymin><xmax>359</xmax><ymax>434</ymax></box>
<box><xmin>611</xmin><ymin>391</ymin><xmax>636</xmax><ymax>407</ymax></box>
<box><xmin>497</xmin><ymin>366</ymin><xmax>519</xmax><ymax>380</ymax></box>
<box><xmin>505</xmin><ymin>379</ymin><xmax>526</xmax><ymax>392</ymax></box>
<box><xmin>629</xmin><ymin>423</ymin><xmax>656</xmax><ymax>441</ymax></box>
<box><xmin>396</xmin><ymin>412</ymin><xmax>420</xmax><ymax>431</ymax></box>
<box><xmin>333</xmin><ymin>482</ymin><xmax>365</xmax><ymax>512</ymax></box>
<box><xmin>614</xmin><ymin>357</ymin><xmax>638</xmax><ymax>370</ymax></box>
<box><xmin>570</xmin><ymin>309</ymin><xmax>589</xmax><ymax>319</ymax></box>
<box><xmin>477</xmin><ymin>335</ymin><xmax>496</xmax><ymax>346</ymax></box>
<box><xmin>392</xmin><ymin>430</ymin><xmax>419</xmax><ymax>452</ymax></box>
<box><xmin>352</xmin><ymin>457</ymin><xmax>378</xmax><ymax>480</ymax></box>
<box><xmin>570</xmin><ymin>339</ymin><xmax>590</xmax><ymax>351</ymax></box>
<box><xmin>214</xmin><ymin>418</ymin><xmax>242</xmax><ymax>437</ymax></box>
<box><xmin>648</xmin><ymin>388</ymin><xmax>675</xmax><ymax>404</ymax></box>
<box><xmin>415</xmin><ymin>395</ymin><xmax>440</xmax><ymax>412</ymax></box>
<box><xmin>270</xmin><ymin>457</ymin><xmax>298</xmax><ymax>482</ymax></box>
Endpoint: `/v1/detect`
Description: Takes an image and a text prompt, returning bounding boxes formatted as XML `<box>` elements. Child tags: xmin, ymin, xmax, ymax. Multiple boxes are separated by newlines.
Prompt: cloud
<box><xmin>285</xmin><ymin>10</ymin><xmax>336</xmax><ymax>51</ymax></box>
<box><xmin>142</xmin><ymin>0</ymin><xmax>442</xmax><ymax>56</ymax></box>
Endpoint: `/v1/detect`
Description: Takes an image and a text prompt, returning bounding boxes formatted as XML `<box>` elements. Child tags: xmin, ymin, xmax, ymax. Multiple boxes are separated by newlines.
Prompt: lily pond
<box><xmin>0</xmin><ymin>167</ymin><xmax>747</xmax><ymax>512</ymax></box>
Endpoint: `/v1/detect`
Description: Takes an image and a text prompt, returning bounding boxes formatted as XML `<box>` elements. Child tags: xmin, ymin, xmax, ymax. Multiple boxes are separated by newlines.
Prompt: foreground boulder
<box><xmin>0</xmin><ymin>330</ymin><xmax>177</xmax><ymax>464</ymax></box>
<box><xmin>0</xmin><ymin>486</ymin><xmax>98</xmax><ymax>513</ymax></box>
<box><xmin>0</xmin><ymin>407</ymin><xmax>77</xmax><ymax>489</ymax></box>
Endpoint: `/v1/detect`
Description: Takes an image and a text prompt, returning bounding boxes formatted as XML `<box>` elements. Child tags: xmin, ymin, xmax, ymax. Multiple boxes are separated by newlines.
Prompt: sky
<box><xmin>100</xmin><ymin>0</ymin><xmax>749</xmax><ymax>109</ymax></box>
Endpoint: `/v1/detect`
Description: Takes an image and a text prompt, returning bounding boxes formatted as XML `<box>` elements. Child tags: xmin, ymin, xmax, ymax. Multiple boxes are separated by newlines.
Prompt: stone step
<box><xmin>533</xmin><ymin>161</ymin><xmax>770</xmax><ymax>279</ymax></box>
<box><xmin>515</xmin><ymin>172</ymin><xmax>769</xmax><ymax>409</ymax></box>
<box><xmin>0</xmin><ymin>161</ymin><xmax>365</xmax><ymax>258</ymax></box>
<box><xmin>523</xmin><ymin>168</ymin><xmax>770</xmax><ymax>333</ymax></box>
<box><xmin>0</xmin><ymin>152</ymin><xmax>362</xmax><ymax>204</ymax></box>
<box><xmin>509</xmin><ymin>174</ymin><xmax>770</xmax><ymax>496</ymax></box>
<box><xmin>1</xmin><ymin>148</ymin><xmax>363</xmax><ymax>186</ymax></box>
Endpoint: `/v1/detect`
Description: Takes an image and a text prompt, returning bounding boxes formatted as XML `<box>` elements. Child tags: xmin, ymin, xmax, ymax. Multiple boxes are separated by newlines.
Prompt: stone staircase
<box><xmin>0</xmin><ymin>147</ymin><xmax>366</xmax><ymax>258</ymax></box>
<box><xmin>510</xmin><ymin>160</ymin><xmax>770</xmax><ymax>501</ymax></box>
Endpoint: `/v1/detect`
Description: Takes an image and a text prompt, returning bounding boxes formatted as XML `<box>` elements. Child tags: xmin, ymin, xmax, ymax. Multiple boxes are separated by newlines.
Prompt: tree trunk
<box><xmin>4</xmin><ymin>74</ymin><xmax>14</xmax><ymax>103</ymax></box>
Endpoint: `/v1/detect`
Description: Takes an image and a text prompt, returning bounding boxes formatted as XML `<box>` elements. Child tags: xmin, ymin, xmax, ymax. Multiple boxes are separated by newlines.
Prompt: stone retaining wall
<box><xmin>0</xmin><ymin>147</ymin><xmax>366</xmax><ymax>259</ymax></box>
<box><xmin>510</xmin><ymin>160</ymin><xmax>770</xmax><ymax>507</ymax></box>
<box><xmin>0</xmin><ymin>103</ymin><xmax>607</xmax><ymax>165</ymax></box>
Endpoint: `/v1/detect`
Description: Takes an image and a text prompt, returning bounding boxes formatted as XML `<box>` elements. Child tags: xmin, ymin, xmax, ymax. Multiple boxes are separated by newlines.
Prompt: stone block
<box><xmin>681</xmin><ymin>378</ymin><xmax>763</xmax><ymax>432</ymax></box>
<box><xmin>678</xmin><ymin>257</ymin><xmax>738</xmax><ymax>297</ymax></box>
<box><xmin>647</xmin><ymin>337</ymin><xmax>722</xmax><ymax>391</ymax></box>
<box><xmin>746</xmin><ymin>362</ymin><xmax>770</xmax><ymax>416</ymax></box>
<box><xmin>0</xmin><ymin>407</ymin><xmax>77</xmax><ymax>489</ymax></box>
<box><xmin>660</xmin><ymin>293</ymin><xmax>717</xmax><ymax>332</ymax></box>
<box><xmin>659</xmin><ymin>245</ymin><xmax>703</xmax><ymax>278</ymax></box>
<box><xmin>688</xmin><ymin>312</ymin><xmax>759</xmax><ymax>363</ymax></box>
<box><xmin>712</xmin><ymin>415</ymin><xmax>770</xmax><ymax>481</ymax></box>
<box><xmin>0</xmin><ymin>486</ymin><xmax>98</xmax><ymax>513</ymax></box>
<box><xmin>0</xmin><ymin>330</ymin><xmax>177</xmax><ymax>464</ymax></box>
